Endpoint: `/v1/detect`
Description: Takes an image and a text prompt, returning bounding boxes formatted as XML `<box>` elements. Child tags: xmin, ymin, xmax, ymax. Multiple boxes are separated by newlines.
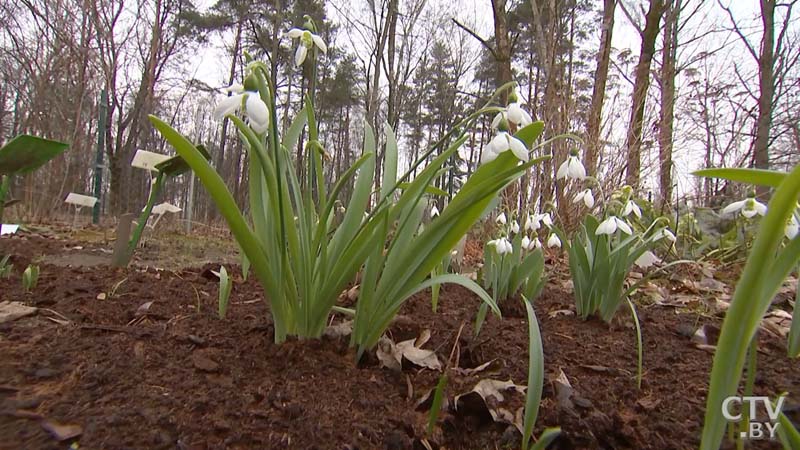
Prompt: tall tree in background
<box><xmin>585</xmin><ymin>0</ymin><xmax>615</xmax><ymax>177</ymax></box>
<box><xmin>657</xmin><ymin>0</ymin><xmax>680</xmax><ymax>206</ymax></box>
<box><xmin>623</xmin><ymin>0</ymin><xmax>664</xmax><ymax>189</ymax></box>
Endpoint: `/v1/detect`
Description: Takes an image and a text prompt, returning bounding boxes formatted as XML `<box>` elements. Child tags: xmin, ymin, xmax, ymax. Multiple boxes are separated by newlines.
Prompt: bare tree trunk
<box><xmin>585</xmin><ymin>0</ymin><xmax>615</xmax><ymax>177</ymax></box>
<box><xmin>491</xmin><ymin>0</ymin><xmax>513</xmax><ymax>97</ymax></box>
<box><xmin>658</xmin><ymin>0</ymin><xmax>680</xmax><ymax>207</ymax></box>
<box><xmin>753</xmin><ymin>0</ymin><xmax>776</xmax><ymax>198</ymax></box>
<box><xmin>624</xmin><ymin>0</ymin><xmax>664</xmax><ymax>189</ymax></box>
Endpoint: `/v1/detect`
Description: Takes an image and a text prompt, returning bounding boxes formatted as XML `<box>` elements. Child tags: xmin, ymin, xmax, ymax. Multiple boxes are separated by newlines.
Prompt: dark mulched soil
<box><xmin>1</xmin><ymin>235</ymin><xmax>797</xmax><ymax>450</ymax></box>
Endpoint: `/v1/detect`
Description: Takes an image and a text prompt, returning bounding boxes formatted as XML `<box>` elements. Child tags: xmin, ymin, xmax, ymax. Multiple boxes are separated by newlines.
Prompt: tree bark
<box><xmin>585</xmin><ymin>0</ymin><xmax>615</xmax><ymax>177</ymax></box>
<box><xmin>753</xmin><ymin>0</ymin><xmax>775</xmax><ymax>198</ymax></box>
<box><xmin>624</xmin><ymin>0</ymin><xmax>664</xmax><ymax>189</ymax></box>
<box><xmin>658</xmin><ymin>0</ymin><xmax>680</xmax><ymax>207</ymax></box>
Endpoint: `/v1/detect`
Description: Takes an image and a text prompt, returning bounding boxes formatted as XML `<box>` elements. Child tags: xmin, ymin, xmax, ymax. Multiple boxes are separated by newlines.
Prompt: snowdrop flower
<box><xmin>213</xmin><ymin>84</ymin><xmax>270</xmax><ymax>133</ymax></box>
<box><xmin>510</xmin><ymin>220</ymin><xmax>520</xmax><ymax>234</ymax></box>
<box><xmin>489</xmin><ymin>237</ymin><xmax>513</xmax><ymax>255</ymax></box>
<box><xmin>556</xmin><ymin>149</ymin><xmax>586</xmax><ymax>180</ymax></box>
<box><xmin>525</xmin><ymin>214</ymin><xmax>540</xmax><ymax>231</ymax></box>
<box><xmin>532</xmin><ymin>236</ymin><xmax>542</xmax><ymax>249</ymax></box>
<box><xmin>722</xmin><ymin>195</ymin><xmax>767</xmax><ymax>218</ymax></box>
<box><xmin>622</xmin><ymin>200</ymin><xmax>642</xmax><ymax>218</ymax></box>
<box><xmin>491</xmin><ymin>104</ymin><xmax>533</xmax><ymax>130</ymax></box>
<box><xmin>521</xmin><ymin>235</ymin><xmax>531</xmax><ymax>250</ymax></box>
<box><xmin>546</xmin><ymin>233</ymin><xmax>562</xmax><ymax>248</ymax></box>
<box><xmin>652</xmin><ymin>228</ymin><xmax>676</xmax><ymax>243</ymax></box>
<box><xmin>287</xmin><ymin>27</ymin><xmax>327</xmax><ymax>67</ymax></box>
<box><xmin>482</xmin><ymin>132</ymin><xmax>529</xmax><ymax>164</ymax></box>
<box><xmin>786</xmin><ymin>215</ymin><xmax>799</xmax><ymax>240</ymax></box>
<box><xmin>430</xmin><ymin>205</ymin><xmax>440</xmax><ymax>218</ymax></box>
<box><xmin>538</xmin><ymin>212</ymin><xmax>553</xmax><ymax>228</ymax></box>
<box><xmin>596</xmin><ymin>216</ymin><xmax>633</xmax><ymax>235</ymax></box>
<box><xmin>572</xmin><ymin>189</ymin><xmax>595</xmax><ymax>208</ymax></box>
<box><xmin>634</xmin><ymin>250</ymin><xmax>661</xmax><ymax>269</ymax></box>
<box><xmin>496</xmin><ymin>212</ymin><xmax>507</xmax><ymax>225</ymax></box>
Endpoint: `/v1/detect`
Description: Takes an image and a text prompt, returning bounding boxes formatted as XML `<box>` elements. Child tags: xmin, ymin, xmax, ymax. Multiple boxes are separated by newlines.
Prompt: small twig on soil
<box><xmin>40</xmin><ymin>308</ymin><xmax>70</xmax><ymax>323</ymax></box>
<box><xmin>447</xmin><ymin>322</ymin><xmax>466</xmax><ymax>370</ymax></box>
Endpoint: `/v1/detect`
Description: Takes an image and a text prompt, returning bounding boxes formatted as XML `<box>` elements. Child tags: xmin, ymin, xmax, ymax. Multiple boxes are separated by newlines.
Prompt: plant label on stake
<box><xmin>64</xmin><ymin>193</ymin><xmax>98</xmax><ymax>227</ymax></box>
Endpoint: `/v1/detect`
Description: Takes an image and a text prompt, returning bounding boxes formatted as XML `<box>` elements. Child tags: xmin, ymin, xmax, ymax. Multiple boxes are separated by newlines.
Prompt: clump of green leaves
<box><xmin>22</xmin><ymin>264</ymin><xmax>39</xmax><ymax>292</ymax></box>
<box><xmin>693</xmin><ymin>167</ymin><xmax>800</xmax><ymax>450</ymax></box>
<box><xmin>151</xmin><ymin>34</ymin><xmax>547</xmax><ymax>358</ymax></box>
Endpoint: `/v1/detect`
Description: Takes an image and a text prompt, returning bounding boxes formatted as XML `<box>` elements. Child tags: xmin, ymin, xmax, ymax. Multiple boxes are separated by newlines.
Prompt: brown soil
<box><xmin>1</xmin><ymin>235</ymin><xmax>797</xmax><ymax>450</ymax></box>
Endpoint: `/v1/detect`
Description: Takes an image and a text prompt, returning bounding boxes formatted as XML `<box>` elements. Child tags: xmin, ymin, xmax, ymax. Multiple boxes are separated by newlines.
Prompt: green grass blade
<box><xmin>777</xmin><ymin>410</ymin><xmax>800</xmax><ymax>448</ymax></box>
<box><xmin>625</xmin><ymin>297</ymin><xmax>643</xmax><ymax>389</ymax></box>
<box><xmin>521</xmin><ymin>296</ymin><xmax>545</xmax><ymax>450</ymax></box>
<box><xmin>693</xmin><ymin>167</ymin><xmax>787</xmax><ymax>188</ymax></box>
<box><xmin>427</xmin><ymin>374</ymin><xmax>448</xmax><ymax>435</ymax></box>
<box><xmin>381</xmin><ymin>123</ymin><xmax>398</xmax><ymax>200</ymax></box>
<box><xmin>790</xmin><ymin>269</ymin><xmax>800</xmax><ymax>357</ymax></box>
<box><xmin>530</xmin><ymin>428</ymin><xmax>561</xmax><ymax>450</ymax></box>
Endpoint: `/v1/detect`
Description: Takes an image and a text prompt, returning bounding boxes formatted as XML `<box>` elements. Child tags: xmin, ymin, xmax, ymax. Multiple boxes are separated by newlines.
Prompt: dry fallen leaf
<box><xmin>0</xmin><ymin>301</ymin><xmax>37</xmax><ymax>324</ymax></box>
<box><xmin>454</xmin><ymin>379</ymin><xmax>526</xmax><ymax>432</ymax></box>
<box><xmin>41</xmin><ymin>420</ymin><xmax>82</xmax><ymax>441</ymax></box>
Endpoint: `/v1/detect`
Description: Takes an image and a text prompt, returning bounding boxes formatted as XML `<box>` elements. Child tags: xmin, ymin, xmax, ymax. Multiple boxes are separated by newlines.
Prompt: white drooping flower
<box><xmin>596</xmin><ymin>216</ymin><xmax>633</xmax><ymax>235</ymax></box>
<box><xmin>430</xmin><ymin>205</ymin><xmax>440</xmax><ymax>218</ymax></box>
<box><xmin>521</xmin><ymin>235</ymin><xmax>531</xmax><ymax>250</ymax></box>
<box><xmin>786</xmin><ymin>215</ymin><xmax>799</xmax><ymax>240</ymax></box>
<box><xmin>489</xmin><ymin>237</ymin><xmax>513</xmax><ymax>255</ymax></box>
<box><xmin>634</xmin><ymin>250</ymin><xmax>661</xmax><ymax>269</ymax></box>
<box><xmin>546</xmin><ymin>233</ymin><xmax>562</xmax><ymax>248</ymax></box>
<box><xmin>481</xmin><ymin>131</ymin><xmax>529</xmax><ymax>164</ymax></box>
<box><xmin>491</xmin><ymin>103</ymin><xmax>533</xmax><ymax>130</ymax></box>
<box><xmin>556</xmin><ymin>150</ymin><xmax>586</xmax><ymax>180</ymax></box>
<box><xmin>496</xmin><ymin>212</ymin><xmax>507</xmax><ymax>225</ymax></box>
<box><xmin>722</xmin><ymin>196</ymin><xmax>767</xmax><ymax>218</ymax></box>
<box><xmin>525</xmin><ymin>214</ymin><xmax>540</xmax><ymax>231</ymax></box>
<box><xmin>213</xmin><ymin>84</ymin><xmax>270</xmax><ymax>133</ymax></box>
<box><xmin>510</xmin><ymin>220</ymin><xmax>520</xmax><ymax>234</ymax></box>
<box><xmin>287</xmin><ymin>28</ymin><xmax>327</xmax><ymax>67</ymax></box>
<box><xmin>652</xmin><ymin>228</ymin><xmax>676</xmax><ymax>243</ymax></box>
<box><xmin>622</xmin><ymin>200</ymin><xmax>642</xmax><ymax>218</ymax></box>
<box><xmin>572</xmin><ymin>189</ymin><xmax>595</xmax><ymax>208</ymax></box>
<box><xmin>538</xmin><ymin>212</ymin><xmax>553</xmax><ymax>228</ymax></box>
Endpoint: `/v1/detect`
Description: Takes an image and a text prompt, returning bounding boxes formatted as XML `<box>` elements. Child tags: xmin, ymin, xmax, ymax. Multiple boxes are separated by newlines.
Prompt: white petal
<box><xmin>533</xmin><ymin>238</ymin><xmax>542</xmax><ymax>249</ymax></box>
<box><xmin>480</xmin><ymin>148</ymin><xmax>498</xmax><ymax>164</ymax></box>
<box><xmin>595</xmin><ymin>217</ymin><xmax>616</xmax><ymax>235</ymax></box>
<box><xmin>213</xmin><ymin>93</ymin><xmax>243</xmax><ymax>120</ymax></box>
<box><xmin>491</xmin><ymin>112</ymin><xmax>504</xmax><ymax>130</ymax></box>
<box><xmin>541</xmin><ymin>214</ymin><xmax>553</xmax><ymax>227</ymax></box>
<box><xmin>547</xmin><ymin>233</ymin><xmax>561</xmax><ymax>248</ymax></box>
<box><xmin>507</xmin><ymin>103</ymin><xmax>524</xmax><ymax>125</ymax></box>
<box><xmin>584</xmin><ymin>190</ymin><xmax>595</xmax><ymax>208</ymax></box>
<box><xmin>786</xmin><ymin>220</ymin><xmax>799</xmax><ymax>239</ymax></box>
<box><xmin>295</xmin><ymin>45</ymin><xmax>308</xmax><ymax>67</ymax></box>
<box><xmin>632</xmin><ymin>202</ymin><xmax>642</xmax><ymax>218</ymax></box>
<box><xmin>496</xmin><ymin>213</ymin><xmax>507</xmax><ymax>225</ymax></box>
<box><xmin>288</xmin><ymin>28</ymin><xmax>304</xmax><ymax>38</ymax></box>
<box><xmin>488</xmin><ymin>132</ymin><xmax>508</xmax><ymax>153</ymax></box>
<box><xmin>245</xmin><ymin>94</ymin><xmax>269</xmax><ymax>128</ymax></box>
<box><xmin>508</xmin><ymin>136</ymin><xmax>529</xmax><ymax>161</ymax></box>
<box><xmin>311</xmin><ymin>34</ymin><xmax>327</xmax><ymax>54</ymax></box>
<box><xmin>510</xmin><ymin>221</ymin><xmax>520</xmax><ymax>234</ymax></box>
<box><xmin>742</xmin><ymin>208</ymin><xmax>757</xmax><ymax>218</ymax></box>
<box><xmin>556</xmin><ymin>160</ymin><xmax>570</xmax><ymax>179</ymax></box>
<box><xmin>753</xmin><ymin>200</ymin><xmax>767</xmax><ymax>216</ymax></box>
<box><xmin>522</xmin><ymin>236</ymin><xmax>531</xmax><ymax>249</ymax></box>
<box><xmin>249</xmin><ymin>117</ymin><xmax>269</xmax><ymax>134</ymax></box>
<box><xmin>568</xmin><ymin>157</ymin><xmax>586</xmax><ymax>179</ymax></box>
<box><xmin>722</xmin><ymin>200</ymin><xmax>746</xmax><ymax>215</ymax></box>
<box><xmin>615</xmin><ymin>218</ymin><xmax>633</xmax><ymax>234</ymax></box>
<box><xmin>431</xmin><ymin>205</ymin><xmax>440</xmax><ymax>218</ymax></box>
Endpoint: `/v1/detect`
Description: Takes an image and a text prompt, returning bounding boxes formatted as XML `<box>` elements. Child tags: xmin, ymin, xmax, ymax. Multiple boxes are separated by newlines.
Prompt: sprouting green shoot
<box><xmin>214</xmin><ymin>265</ymin><xmax>232</xmax><ymax>320</ymax></box>
<box><xmin>22</xmin><ymin>264</ymin><xmax>39</xmax><ymax>292</ymax></box>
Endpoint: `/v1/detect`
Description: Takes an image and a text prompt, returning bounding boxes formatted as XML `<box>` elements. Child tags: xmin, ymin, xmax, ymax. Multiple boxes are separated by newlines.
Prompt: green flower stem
<box><xmin>126</xmin><ymin>171</ymin><xmax>165</xmax><ymax>262</ymax></box>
